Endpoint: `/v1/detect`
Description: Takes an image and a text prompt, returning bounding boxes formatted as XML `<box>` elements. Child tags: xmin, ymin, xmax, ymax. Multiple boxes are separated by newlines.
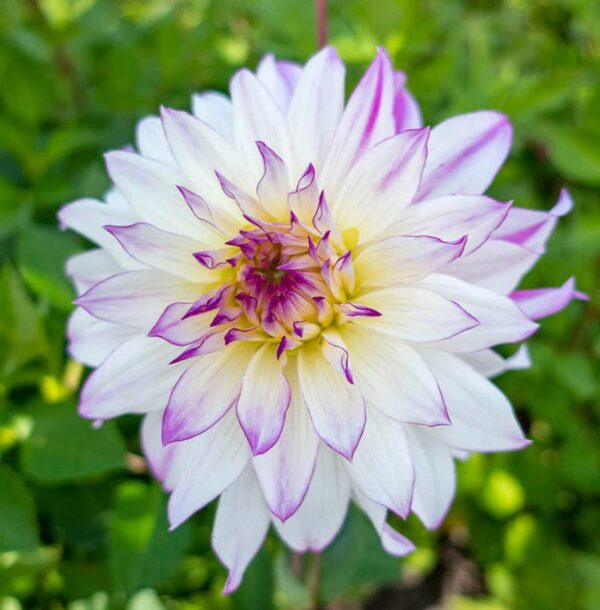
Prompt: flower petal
<box><xmin>493</xmin><ymin>188</ymin><xmax>573</xmax><ymax>254</ymax></box>
<box><xmin>104</xmin><ymin>150</ymin><xmax>199</xmax><ymax>237</ymax></box>
<box><xmin>405</xmin><ymin>429</ymin><xmax>455</xmax><ymax>529</ymax></box>
<box><xmin>141</xmin><ymin>411</ymin><xmax>188</xmax><ymax>492</ymax></box>
<box><xmin>256</xmin><ymin>54</ymin><xmax>302</xmax><ymax>114</ymax></box>
<box><xmin>212</xmin><ymin>464</ymin><xmax>271</xmax><ymax>594</ymax></box>
<box><xmin>162</xmin><ymin>343</ymin><xmax>257</xmax><ymax>444</ymax></box>
<box><xmin>255</xmin><ymin>141</ymin><xmax>291</xmax><ymax>218</ymax></box>
<box><xmin>461</xmin><ymin>345</ymin><xmax>531</xmax><ymax>378</ymax></box>
<box><xmin>105</xmin><ymin>222</ymin><xmax>213</xmax><ymax>282</ymax></box>
<box><xmin>354</xmin><ymin>234</ymin><xmax>466</xmax><ymax>288</ymax></box>
<box><xmin>237</xmin><ymin>343</ymin><xmax>291</xmax><ymax>456</ymax></box>
<box><xmin>416</xmin><ymin>111</ymin><xmax>512</xmax><ymax>199</ymax></box>
<box><xmin>287</xmin><ymin>46</ymin><xmax>345</xmax><ymax>174</ymax></box>
<box><xmin>356</xmin><ymin>286</ymin><xmax>479</xmax><ymax>343</ymax></box>
<box><xmin>448</xmin><ymin>238</ymin><xmax>538</xmax><ymax>294</ymax></box>
<box><xmin>346</xmin><ymin>408</ymin><xmax>415</xmax><ymax>518</ymax></box>
<box><xmin>135</xmin><ymin>115</ymin><xmax>175</xmax><ymax>165</ymax></box>
<box><xmin>67</xmin><ymin>308</ymin><xmax>134</xmax><ymax>367</ymax></box>
<box><xmin>79</xmin><ymin>335</ymin><xmax>183</xmax><ymax>419</ymax></box>
<box><xmin>511</xmin><ymin>277</ymin><xmax>587</xmax><ymax>320</ymax></box>
<box><xmin>421</xmin><ymin>350</ymin><xmax>529</xmax><ymax>452</ymax></box>
<box><xmin>230</xmin><ymin>68</ymin><xmax>291</xmax><ymax>180</ymax></box>
<box><xmin>333</xmin><ymin>128</ymin><xmax>430</xmax><ymax>241</ymax></box>
<box><xmin>58</xmin><ymin>198</ymin><xmax>141</xmax><ymax>267</ymax></box>
<box><xmin>298</xmin><ymin>340</ymin><xmax>366</xmax><ymax>460</ymax></box>
<box><xmin>392</xmin><ymin>71</ymin><xmax>422</xmax><ymax>132</ymax></box>
<box><xmin>192</xmin><ymin>91</ymin><xmax>234</xmax><ymax>142</ymax></box>
<box><xmin>66</xmin><ymin>249</ymin><xmax>124</xmax><ymax>295</ymax></box>
<box><xmin>160</xmin><ymin>106</ymin><xmax>252</xmax><ymax>206</ymax></box>
<box><xmin>341</xmin><ymin>325</ymin><xmax>449</xmax><ymax>426</ymax></box>
<box><xmin>353</xmin><ymin>488</ymin><xmax>415</xmax><ymax>556</ymax></box>
<box><xmin>74</xmin><ymin>270</ymin><xmax>199</xmax><ymax>329</ymax></box>
<box><xmin>273</xmin><ymin>447</ymin><xmax>350</xmax><ymax>552</ymax></box>
<box><xmin>418</xmin><ymin>273</ymin><xmax>539</xmax><ymax>351</ymax></box>
<box><xmin>168</xmin><ymin>409</ymin><xmax>250</xmax><ymax>529</ymax></box>
<box><xmin>321</xmin><ymin>49</ymin><xmax>395</xmax><ymax>196</ymax></box>
<box><xmin>148</xmin><ymin>302</ymin><xmax>212</xmax><ymax>346</ymax></box>
<box><xmin>396</xmin><ymin>194</ymin><xmax>511</xmax><ymax>255</ymax></box>
<box><xmin>253</xmin><ymin>362</ymin><xmax>319</xmax><ymax>521</ymax></box>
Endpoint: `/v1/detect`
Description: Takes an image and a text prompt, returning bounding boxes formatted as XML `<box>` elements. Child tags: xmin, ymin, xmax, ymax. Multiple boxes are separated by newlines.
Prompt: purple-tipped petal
<box><xmin>511</xmin><ymin>277</ymin><xmax>588</xmax><ymax>320</ymax></box>
<box><xmin>298</xmin><ymin>339</ymin><xmax>366</xmax><ymax>461</ymax></box>
<box><xmin>162</xmin><ymin>343</ymin><xmax>255</xmax><ymax>445</ymax></box>
<box><xmin>416</xmin><ymin>111</ymin><xmax>513</xmax><ymax>200</ymax></box>
<box><xmin>237</xmin><ymin>344</ymin><xmax>292</xmax><ymax>455</ymax></box>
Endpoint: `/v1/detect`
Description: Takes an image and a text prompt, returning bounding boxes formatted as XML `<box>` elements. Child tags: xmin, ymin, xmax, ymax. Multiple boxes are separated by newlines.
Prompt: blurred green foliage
<box><xmin>0</xmin><ymin>0</ymin><xmax>599</xmax><ymax>608</ymax></box>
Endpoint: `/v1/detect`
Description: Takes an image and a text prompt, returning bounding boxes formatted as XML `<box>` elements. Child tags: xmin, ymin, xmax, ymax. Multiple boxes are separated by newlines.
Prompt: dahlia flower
<box><xmin>60</xmin><ymin>47</ymin><xmax>584</xmax><ymax>592</ymax></box>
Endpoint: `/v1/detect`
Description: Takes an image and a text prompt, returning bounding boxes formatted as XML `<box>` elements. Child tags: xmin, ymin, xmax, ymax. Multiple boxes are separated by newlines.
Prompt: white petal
<box><xmin>346</xmin><ymin>408</ymin><xmax>414</xmax><ymax>518</ymax></box>
<box><xmin>405</xmin><ymin>429</ymin><xmax>455</xmax><ymax>529</ymax></box>
<box><xmin>321</xmin><ymin>50</ymin><xmax>395</xmax><ymax>196</ymax></box>
<box><xmin>75</xmin><ymin>270</ymin><xmax>200</xmax><ymax>330</ymax></box>
<box><xmin>341</xmin><ymin>325</ymin><xmax>449</xmax><ymax>426</ymax></box>
<box><xmin>230</xmin><ymin>68</ymin><xmax>291</xmax><ymax>180</ymax></box>
<box><xmin>461</xmin><ymin>345</ymin><xmax>531</xmax><ymax>378</ymax></box>
<box><xmin>67</xmin><ymin>307</ymin><xmax>134</xmax><ymax>367</ymax></box>
<box><xmin>105</xmin><ymin>150</ymin><xmax>200</xmax><ymax>237</ymax></box>
<box><xmin>141</xmin><ymin>411</ymin><xmax>188</xmax><ymax>492</ymax></box>
<box><xmin>417</xmin><ymin>111</ymin><xmax>512</xmax><ymax>199</ymax></box>
<box><xmin>105</xmin><ymin>222</ymin><xmax>213</xmax><ymax>282</ymax></box>
<box><xmin>287</xmin><ymin>47</ymin><xmax>345</xmax><ymax>174</ymax></box>
<box><xmin>237</xmin><ymin>343</ymin><xmax>291</xmax><ymax>455</ymax></box>
<box><xmin>59</xmin><ymin>198</ymin><xmax>141</xmax><ymax>267</ymax></box>
<box><xmin>163</xmin><ymin>343</ymin><xmax>257</xmax><ymax>444</ymax></box>
<box><xmin>160</xmin><ymin>106</ymin><xmax>252</xmax><ymax>205</ymax></box>
<box><xmin>448</xmin><ymin>239</ymin><xmax>538</xmax><ymax>294</ymax></box>
<box><xmin>354</xmin><ymin>234</ymin><xmax>466</xmax><ymax>289</ymax></box>
<box><xmin>192</xmin><ymin>91</ymin><xmax>234</xmax><ymax>142</ymax></box>
<box><xmin>212</xmin><ymin>464</ymin><xmax>271</xmax><ymax>594</ymax></box>
<box><xmin>256</xmin><ymin>54</ymin><xmax>301</xmax><ymax>114</ymax></box>
<box><xmin>333</xmin><ymin>129</ymin><xmax>429</xmax><ymax>242</ymax></box>
<box><xmin>168</xmin><ymin>409</ymin><xmax>250</xmax><ymax>529</ymax></box>
<box><xmin>135</xmin><ymin>116</ymin><xmax>175</xmax><ymax>165</ymax></box>
<box><xmin>395</xmin><ymin>195</ymin><xmax>510</xmax><ymax>255</ymax></box>
<box><xmin>417</xmin><ymin>273</ymin><xmax>539</xmax><ymax>351</ymax></box>
<box><xmin>253</xmin><ymin>363</ymin><xmax>319</xmax><ymax>520</ymax></box>
<box><xmin>79</xmin><ymin>335</ymin><xmax>183</xmax><ymax>419</ymax></box>
<box><xmin>298</xmin><ymin>340</ymin><xmax>366</xmax><ymax>460</ymax></box>
<box><xmin>420</xmin><ymin>350</ymin><xmax>529</xmax><ymax>452</ymax></box>
<box><xmin>353</xmin><ymin>488</ymin><xmax>415</xmax><ymax>556</ymax></box>
<box><xmin>357</xmin><ymin>286</ymin><xmax>479</xmax><ymax>343</ymax></box>
<box><xmin>274</xmin><ymin>447</ymin><xmax>350</xmax><ymax>552</ymax></box>
<box><xmin>66</xmin><ymin>249</ymin><xmax>125</xmax><ymax>295</ymax></box>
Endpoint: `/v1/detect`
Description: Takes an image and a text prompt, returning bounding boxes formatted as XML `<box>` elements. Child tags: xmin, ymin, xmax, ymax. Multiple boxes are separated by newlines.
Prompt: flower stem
<box><xmin>315</xmin><ymin>0</ymin><xmax>328</xmax><ymax>48</ymax></box>
<box><xmin>307</xmin><ymin>552</ymin><xmax>322</xmax><ymax>610</ymax></box>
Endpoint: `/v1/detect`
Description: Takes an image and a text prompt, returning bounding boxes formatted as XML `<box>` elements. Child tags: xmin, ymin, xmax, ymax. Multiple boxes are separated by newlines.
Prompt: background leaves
<box><xmin>0</xmin><ymin>0</ymin><xmax>598</xmax><ymax>608</ymax></box>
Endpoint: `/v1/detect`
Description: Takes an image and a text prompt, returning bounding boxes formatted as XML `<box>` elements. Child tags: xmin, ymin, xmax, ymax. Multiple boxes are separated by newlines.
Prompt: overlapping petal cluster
<box><xmin>60</xmin><ymin>48</ymin><xmax>584</xmax><ymax>591</ymax></box>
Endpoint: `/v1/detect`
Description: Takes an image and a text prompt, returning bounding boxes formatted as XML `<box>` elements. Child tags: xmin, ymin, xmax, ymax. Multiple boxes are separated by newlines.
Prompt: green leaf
<box><xmin>0</xmin><ymin>264</ymin><xmax>48</xmax><ymax>384</ymax></box>
<box><xmin>320</xmin><ymin>507</ymin><xmax>400</xmax><ymax>602</ymax></box>
<box><xmin>539</xmin><ymin>125</ymin><xmax>600</xmax><ymax>186</ymax></box>
<box><xmin>17</xmin><ymin>224</ymin><xmax>79</xmax><ymax>311</ymax></box>
<box><xmin>20</xmin><ymin>403</ymin><xmax>126</xmax><ymax>484</ymax></box>
<box><xmin>109</xmin><ymin>481</ymin><xmax>191</xmax><ymax>594</ymax></box>
<box><xmin>231</xmin><ymin>547</ymin><xmax>274</xmax><ymax>610</ymax></box>
<box><xmin>0</xmin><ymin>463</ymin><xmax>40</xmax><ymax>552</ymax></box>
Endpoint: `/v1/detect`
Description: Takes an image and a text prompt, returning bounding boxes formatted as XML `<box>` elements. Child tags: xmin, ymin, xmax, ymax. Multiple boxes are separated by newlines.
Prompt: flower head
<box><xmin>60</xmin><ymin>47</ymin><xmax>585</xmax><ymax>592</ymax></box>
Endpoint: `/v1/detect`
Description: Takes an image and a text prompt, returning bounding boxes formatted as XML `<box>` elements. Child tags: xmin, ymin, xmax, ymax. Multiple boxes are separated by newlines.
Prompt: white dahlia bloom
<box><xmin>60</xmin><ymin>48</ymin><xmax>583</xmax><ymax>592</ymax></box>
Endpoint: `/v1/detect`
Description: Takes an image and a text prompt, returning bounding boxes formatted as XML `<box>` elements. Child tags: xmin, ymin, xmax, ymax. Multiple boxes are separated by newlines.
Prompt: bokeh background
<box><xmin>0</xmin><ymin>1</ymin><xmax>599</xmax><ymax>609</ymax></box>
